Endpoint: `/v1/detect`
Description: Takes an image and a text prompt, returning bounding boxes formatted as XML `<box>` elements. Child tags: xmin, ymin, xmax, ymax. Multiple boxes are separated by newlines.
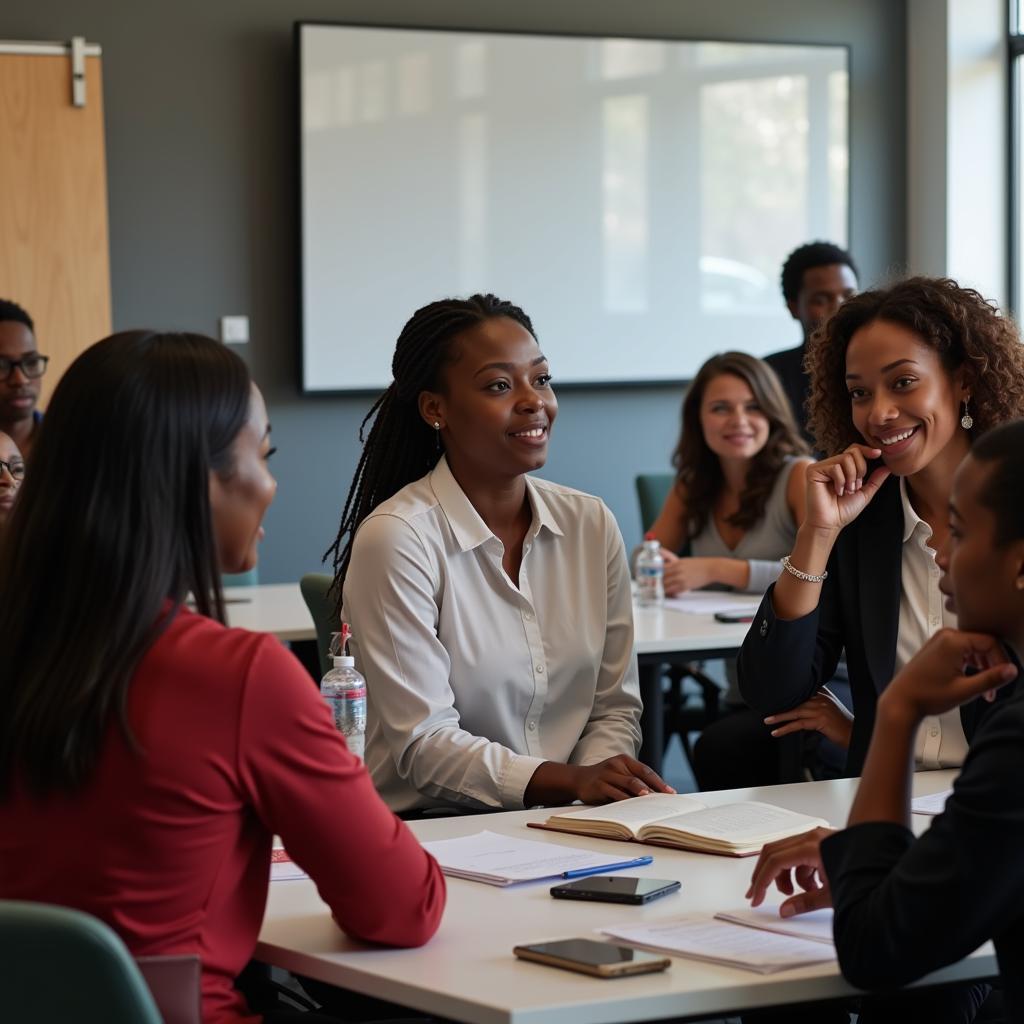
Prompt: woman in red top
<box><xmin>0</xmin><ymin>331</ymin><xmax>445</xmax><ymax>1023</ymax></box>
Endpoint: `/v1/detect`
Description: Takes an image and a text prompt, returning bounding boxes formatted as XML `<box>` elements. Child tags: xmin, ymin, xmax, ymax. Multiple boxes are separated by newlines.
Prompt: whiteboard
<box><xmin>298</xmin><ymin>24</ymin><xmax>848</xmax><ymax>393</ymax></box>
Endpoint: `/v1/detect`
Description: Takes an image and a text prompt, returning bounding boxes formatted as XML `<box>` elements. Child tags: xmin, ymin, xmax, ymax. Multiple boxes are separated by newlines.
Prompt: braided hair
<box><xmin>325</xmin><ymin>294</ymin><xmax>536</xmax><ymax>607</ymax></box>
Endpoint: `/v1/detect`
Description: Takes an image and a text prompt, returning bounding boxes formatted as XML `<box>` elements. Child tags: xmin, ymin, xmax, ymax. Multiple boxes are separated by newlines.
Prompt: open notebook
<box><xmin>528</xmin><ymin>794</ymin><xmax>828</xmax><ymax>857</ymax></box>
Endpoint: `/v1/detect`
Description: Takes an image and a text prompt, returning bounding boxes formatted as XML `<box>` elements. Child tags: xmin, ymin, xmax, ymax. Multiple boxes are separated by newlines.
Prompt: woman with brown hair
<box><xmin>739</xmin><ymin>276</ymin><xmax>1024</xmax><ymax>777</ymax></box>
<box><xmin>645</xmin><ymin>352</ymin><xmax>813</xmax><ymax>792</ymax></box>
<box><xmin>646</xmin><ymin>350</ymin><xmax>811</xmax><ymax>596</ymax></box>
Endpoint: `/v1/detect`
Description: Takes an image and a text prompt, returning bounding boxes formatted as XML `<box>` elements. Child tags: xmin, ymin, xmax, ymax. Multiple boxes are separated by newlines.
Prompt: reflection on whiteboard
<box><xmin>298</xmin><ymin>25</ymin><xmax>848</xmax><ymax>392</ymax></box>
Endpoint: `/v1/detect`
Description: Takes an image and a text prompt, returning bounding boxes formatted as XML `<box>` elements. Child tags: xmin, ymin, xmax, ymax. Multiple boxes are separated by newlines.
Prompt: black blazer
<box><xmin>821</xmin><ymin>648</ymin><xmax>1024</xmax><ymax>1011</ymax></box>
<box><xmin>737</xmin><ymin>474</ymin><xmax>993</xmax><ymax>774</ymax></box>
<box><xmin>764</xmin><ymin>344</ymin><xmax>812</xmax><ymax>444</ymax></box>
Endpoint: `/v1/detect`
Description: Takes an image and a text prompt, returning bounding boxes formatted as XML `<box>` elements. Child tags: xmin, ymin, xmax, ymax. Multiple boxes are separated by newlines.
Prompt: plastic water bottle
<box><xmin>636</xmin><ymin>533</ymin><xmax>665</xmax><ymax>607</ymax></box>
<box><xmin>321</xmin><ymin>623</ymin><xmax>367</xmax><ymax>761</ymax></box>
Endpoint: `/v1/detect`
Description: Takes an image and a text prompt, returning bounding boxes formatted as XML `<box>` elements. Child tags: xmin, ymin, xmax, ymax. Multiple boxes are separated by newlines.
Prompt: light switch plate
<box><xmin>219</xmin><ymin>315</ymin><xmax>250</xmax><ymax>344</ymax></box>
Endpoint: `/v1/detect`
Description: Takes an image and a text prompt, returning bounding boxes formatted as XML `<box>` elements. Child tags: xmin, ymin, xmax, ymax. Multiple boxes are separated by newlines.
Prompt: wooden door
<box><xmin>0</xmin><ymin>44</ymin><xmax>111</xmax><ymax>407</ymax></box>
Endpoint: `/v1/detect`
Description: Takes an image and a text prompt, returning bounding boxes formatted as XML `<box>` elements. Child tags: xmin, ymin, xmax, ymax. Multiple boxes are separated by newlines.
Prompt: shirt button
<box><xmin>536</xmin><ymin>665</ymin><xmax>545</xmax><ymax>674</ymax></box>
<box><xmin>930</xmin><ymin>726</ymin><xmax>939</xmax><ymax>737</ymax></box>
<box><xmin>524</xmin><ymin>610</ymin><xmax>534</xmax><ymax>621</ymax></box>
<box><xmin>528</xmin><ymin>721</ymin><xmax>537</xmax><ymax>731</ymax></box>
<box><xmin>760</xmin><ymin>620</ymin><xmax>768</xmax><ymax>638</ymax></box>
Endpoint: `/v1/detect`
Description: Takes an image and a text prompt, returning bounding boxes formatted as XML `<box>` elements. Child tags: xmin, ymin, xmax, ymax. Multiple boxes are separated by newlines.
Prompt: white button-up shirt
<box><xmin>895</xmin><ymin>478</ymin><xmax>968</xmax><ymax>769</ymax></box>
<box><xmin>343</xmin><ymin>456</ymin><xmax>642</xmax><ymax>814</ymax></box>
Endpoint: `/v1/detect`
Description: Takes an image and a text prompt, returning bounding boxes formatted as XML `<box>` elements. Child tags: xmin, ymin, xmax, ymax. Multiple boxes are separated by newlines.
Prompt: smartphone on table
<box><xmin>714</xmin><ymin>610</ymin><xmax>755</xmax><ymax>623</ymax></box>
<box><xmin>550</xmin><ymin>876</ymin><xmax>681</xmax><ymax>905</ymax></box>
<box><xmin>513</xmin><ymin>938</ymin><xmax>670</xmax><ymax>978</ymax></box>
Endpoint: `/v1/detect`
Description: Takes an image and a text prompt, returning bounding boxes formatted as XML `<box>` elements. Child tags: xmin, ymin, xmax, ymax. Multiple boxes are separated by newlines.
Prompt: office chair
<box><xmin>0</xmin><ymin>900</ymin><xmax>181</xmax><ymax>1024</ymax></box>
<box><xmin>300</xmin><ymin>572</ymin><xmax>338</xmax><ymax>677</ymax></box>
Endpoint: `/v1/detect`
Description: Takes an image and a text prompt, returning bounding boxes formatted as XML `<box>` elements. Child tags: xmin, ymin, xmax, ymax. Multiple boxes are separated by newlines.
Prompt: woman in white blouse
<box><xmin>326</xmin><ymin>294</ymin><xmax>668</xmax><ymax>814</ymax></box>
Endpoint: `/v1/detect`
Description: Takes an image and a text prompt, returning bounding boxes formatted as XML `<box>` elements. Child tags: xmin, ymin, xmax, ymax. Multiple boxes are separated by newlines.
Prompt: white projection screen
<box><xmin>298</xmin><ymin>24</ymin><xmax>849</xmax><ymax>393</ymax></box>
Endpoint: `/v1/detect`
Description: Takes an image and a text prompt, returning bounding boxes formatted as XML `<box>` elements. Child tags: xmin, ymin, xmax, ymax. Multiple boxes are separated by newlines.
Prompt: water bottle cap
<box><xmin>332</xmin><ymin>655</ymin><xmax>356</xmax><ymax>668</ymax></box>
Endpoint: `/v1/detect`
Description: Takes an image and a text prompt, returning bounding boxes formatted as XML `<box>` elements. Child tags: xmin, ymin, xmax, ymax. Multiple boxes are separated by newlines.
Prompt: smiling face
<box><xmin>0</xmin><ymin>320</ymin><xmax>41</xmax><ymax>428</ymax></box>
<box><xmin>0</xmin><ymin>430</ymin><xmax>24</xmax><ymax>525</ymax></box>
<box><xmin>209</xmin><ymin>383</ymin><xmax>277</xmax><ymax>574</ymax></box>
<box><xmin>419</xmin><ymin>316</ymin><xmax>557</xmax><ymax>484</ymax></box>
<box><xmin>938</xmin><ymin>454</ymin><xmax>1024</xmax><ymax>638</ymax></box>
<box><xmin>844</xmin><ymin>319</ymin><xmax>967</xmax><ymax>476</ymax></box>
<box><xmin>698</xmin><ymin>372</ymin><xmax>770</xmax><ymax>464</ymax></box>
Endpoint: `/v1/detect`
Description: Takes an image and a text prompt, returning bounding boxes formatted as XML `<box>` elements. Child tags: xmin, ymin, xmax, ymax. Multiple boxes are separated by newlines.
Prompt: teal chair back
<box><xmin>223</xmin><ymin>566</ymin><xmax>259</xmax><ymax>587</ymax></box>
<box><xmin>0</xmin><ymin>900</ymin><xmax>164</xmax><ymax>1023</ymax></box>
<box><xmin>300</xmin><ymin>572</ymin><xmax>338</xmax><ymax>677</ymax></box>
<box><xmin>635</xmin><ymin>472</ymin><xmax>675</xmax><ymax>533</ymax></box>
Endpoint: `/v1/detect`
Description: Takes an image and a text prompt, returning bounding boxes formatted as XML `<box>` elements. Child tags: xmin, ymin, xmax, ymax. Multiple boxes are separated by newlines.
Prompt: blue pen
<box><xmin>562</xmin><ymin>856</ymin><xmax>653</xmax><ymax>879</ymax></box>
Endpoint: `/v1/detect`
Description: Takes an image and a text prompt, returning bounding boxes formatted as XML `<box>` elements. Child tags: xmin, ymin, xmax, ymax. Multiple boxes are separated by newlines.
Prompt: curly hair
<box><xmin>673</xmin><ymin>352</ymin><xmax>808</xmax><ymax>539</ymax></box>
<box><xmin>806</xmin><ymin>276</ymin><xmax>1024</xmax><ymax>456</ymax></box>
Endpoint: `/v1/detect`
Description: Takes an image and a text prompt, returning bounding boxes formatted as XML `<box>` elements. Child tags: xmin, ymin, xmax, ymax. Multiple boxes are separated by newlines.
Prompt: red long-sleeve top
<box><xmin>0</xmin><ymin>608</ymin><xmax>446</xmax><ymax>1023</ymax></box>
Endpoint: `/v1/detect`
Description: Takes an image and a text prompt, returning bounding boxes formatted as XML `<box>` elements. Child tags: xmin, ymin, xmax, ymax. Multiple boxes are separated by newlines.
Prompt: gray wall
<box><xmin>7</xmin><ymin>0</ymin><xmax>906</xmax><ymax>582</ymax></box>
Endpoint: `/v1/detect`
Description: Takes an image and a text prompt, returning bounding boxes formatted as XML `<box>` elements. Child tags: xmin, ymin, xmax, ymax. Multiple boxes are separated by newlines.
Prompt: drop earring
<box><xmin>433</xmin><ymin>420</ymin><xmax>442</xmax><ymax>453</ymax></box>
<box><xmin>960</xmin><ymin>398</ymin><xmax>973</xmax><ymax>431</ymax></box>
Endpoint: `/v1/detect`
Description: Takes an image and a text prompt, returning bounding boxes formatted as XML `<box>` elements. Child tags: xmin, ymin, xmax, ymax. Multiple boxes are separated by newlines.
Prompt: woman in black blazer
<box><xmin>738</xmin><ymin>276</ymin><xmax>1024</xmax><ymax>774</ymax></box>
<box><xmin>746</xmin><ymin>420</ymin><xmax>1024</xmax><ymax>1019</ymax></box>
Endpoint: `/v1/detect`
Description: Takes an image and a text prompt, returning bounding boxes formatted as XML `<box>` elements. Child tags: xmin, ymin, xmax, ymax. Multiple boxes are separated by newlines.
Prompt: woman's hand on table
<box><xmin>764</xmin><ymin>688</ymin><xmax>854</xmax><ymax>748</ymax></box>
<box><xmin>573</xmin><ymin>756</ymin><xmax>675</xmax><ymax>803</ymax></box>
<box><xmin>663</xmin><ymin>556</ymin><xmax>724</xmax><ymax>596</ymax></box>
<box><xmin>525</xmin><ymin>756</ymin><xmax>674</xmax><ymax>807</ymax></box>
<box><xmin>746</xmin><ymin>826</ymin><xmax>836</xmax><ymax>917</ymax></box>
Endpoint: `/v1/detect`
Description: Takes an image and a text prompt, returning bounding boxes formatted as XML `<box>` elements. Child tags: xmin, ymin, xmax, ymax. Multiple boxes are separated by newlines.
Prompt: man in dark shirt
<box><xmin>0</xmin><ymin>299</ymin><xmax>47</xmax><ymax>460</ymax></box>
<box><xmin>765</xmin><ymin>242</ymin><xmax>858</xmax><ymax>443</ymax></box>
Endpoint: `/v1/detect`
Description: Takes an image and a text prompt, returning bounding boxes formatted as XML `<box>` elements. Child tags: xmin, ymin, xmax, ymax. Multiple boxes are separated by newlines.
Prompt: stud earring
<box><xmin>433</xmin><ymin>421</ymin><xmax>441</xmax><ymax>430</ymax></box>
<box><xmin>960</xmin><ymin>398</ymin><xmax>973</xmax><ymax>431</ymax></box>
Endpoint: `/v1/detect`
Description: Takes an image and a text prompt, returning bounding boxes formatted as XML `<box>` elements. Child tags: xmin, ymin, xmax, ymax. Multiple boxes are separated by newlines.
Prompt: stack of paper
<box><xmin>714</xmin><ymin>906</ymin><xmax>834</xmax><ymax>945</ymax></box>
<box><xmin>421</xmin><ymin>831</ymin><xmax>647</xmax><ymax>886</ymax></box>
<box><xmin>270</xmin><ymin>848</ymin><xmax>308</xmax><ymax>882</ymax></box>
<box><xmin>911</xmin><ymin>789</ymin><xmax>952</xmax><ymax>815</ymax></box>
<box><xmin>662</xmin><ymin>593</ymin><xmax>762</xmax><ymax>616</ymax></box>
<box><xmin>601</xmin><ymin>914</ymin><xmax>836</xmax><ymax>974</ymax></box>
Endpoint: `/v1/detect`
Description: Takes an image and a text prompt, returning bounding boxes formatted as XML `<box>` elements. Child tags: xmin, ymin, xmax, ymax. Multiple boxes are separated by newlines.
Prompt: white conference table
<box><xmin>257</xmin><ymin>770</ymin><xmax>993</xmax><ymax>1024</ymax></box>
<box><xmin>224</xmin><ymin>584</ymin><xmax>753</xmax><ymax>773</ymax></box>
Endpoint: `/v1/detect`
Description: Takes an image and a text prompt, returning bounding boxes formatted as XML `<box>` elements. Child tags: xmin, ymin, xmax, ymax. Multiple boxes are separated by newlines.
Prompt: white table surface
<box><xmin>256</xmin><ymin>770</ymin><xmax>992</xmax><ymax>1024</ymax></box>
<box><xmin>223</xmin><ymin>582</ymin><xmax>752</xmax><ymax>658</ymax></box>
<box><xmin>223</xmin><ymin>584</ymin><xmax>317</xmax><ymax>642</ymax></box>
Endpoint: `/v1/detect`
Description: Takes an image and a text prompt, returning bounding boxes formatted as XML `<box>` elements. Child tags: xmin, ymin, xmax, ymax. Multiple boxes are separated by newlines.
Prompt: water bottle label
<box><xmin>346</xmin><ymin>733</ymin><xmax>365</xmax><ymax>761</ymax></box>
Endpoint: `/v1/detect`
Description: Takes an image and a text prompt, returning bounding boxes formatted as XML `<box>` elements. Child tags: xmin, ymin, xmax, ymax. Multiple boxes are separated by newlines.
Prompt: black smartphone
<box><xmin>549</xmin><ymin>876</ymin><xmax>681</xmax><ymax>905</ymax></box>
<box><xmin>513</xmin><ymin>938</ymin><xmax>670</xmax><ymax>978</ymax></box>
<box><xmin>714</xmin><ymin>610</ymin><xmax>755</xmax><ymax>623</ymax></box>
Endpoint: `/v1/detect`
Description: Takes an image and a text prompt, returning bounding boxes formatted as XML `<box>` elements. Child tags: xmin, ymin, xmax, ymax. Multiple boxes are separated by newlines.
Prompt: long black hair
<box><xmin>325</xmin><ymin>294</ymin><xmax>535</xmax><ymax>606</ymax></box>
<box><xmin>0</xmin><ymin>331</ymin><xmax>251</xmax><ymax>796</ymax></box>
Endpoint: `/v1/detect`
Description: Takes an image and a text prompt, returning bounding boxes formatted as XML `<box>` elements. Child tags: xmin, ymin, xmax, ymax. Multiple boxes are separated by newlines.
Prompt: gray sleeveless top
<box><xmin>690</xmin><ymin>455</ymin><xmax>801</xmax><ymax>593</ymax></box>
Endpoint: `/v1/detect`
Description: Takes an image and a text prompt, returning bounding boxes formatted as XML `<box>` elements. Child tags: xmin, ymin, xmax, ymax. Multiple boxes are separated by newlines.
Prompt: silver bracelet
<box><xmin>781</xmin><ymin>554</ymin><xmax>828</xmax><ymax>584</ymax></box>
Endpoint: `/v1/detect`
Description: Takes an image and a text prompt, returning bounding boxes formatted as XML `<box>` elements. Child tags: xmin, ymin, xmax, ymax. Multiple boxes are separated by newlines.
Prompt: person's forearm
<box><xmin>524</xmin><ymin>761</ymin><xmax>579</xmax><ymax>807</ymax></box>
<box><xmin>771</xmin><ymin>524</ymin><xmax>838</xmax><ymax>620</ymax></box>
<box><xmin>847</xmin><ymin>695</ymin><xmax>918</xmax><ymax>829</ymax></box>
<box><xmin>710</xmin><ymin>558</ymin><xmax>750</xmax><ymax>590</ymax></box>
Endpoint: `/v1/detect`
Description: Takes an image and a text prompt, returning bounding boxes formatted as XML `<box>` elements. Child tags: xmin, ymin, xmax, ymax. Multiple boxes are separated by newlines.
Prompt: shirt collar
<box><xmin>899</xmin><ymin>476</ymin><xmax>930</xmax><ymax>545</ymax></box>
<box><xmin>428</xmin><ymin>455</ymin><xmax>563</xmax><ymax>553</ymax></box>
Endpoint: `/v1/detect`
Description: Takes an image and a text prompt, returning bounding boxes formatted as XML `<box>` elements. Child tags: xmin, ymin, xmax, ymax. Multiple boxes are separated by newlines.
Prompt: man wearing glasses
<box><xmin>0</xmin><ymin>299</ymin><xmax>48</xmax><ymax>460</ymax></box>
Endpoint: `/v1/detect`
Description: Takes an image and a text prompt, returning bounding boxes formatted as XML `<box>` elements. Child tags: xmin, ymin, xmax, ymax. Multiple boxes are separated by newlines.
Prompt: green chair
<box><xmin>223</xmin><ymin>566</ymin><xmax>259</xmax><ymax>587</ymax></box>
<box><xmin>633</xmin><ymin>473</ymin><xmax>723</xmax><ymax>768</ymax></box>
<box><xmin>300</xmin><ymin>572</ymin><xmax>338</xmax><ymax>677</ymax></box>
<box><xmin>0</xmin><ymin>900</ymin><xmax>164</xmax><ymax>1023</ymax></box>
<box><xmin>635</xmin><ymin>472</ymin><xmax>675</xmax><ymax>532</ymax></box>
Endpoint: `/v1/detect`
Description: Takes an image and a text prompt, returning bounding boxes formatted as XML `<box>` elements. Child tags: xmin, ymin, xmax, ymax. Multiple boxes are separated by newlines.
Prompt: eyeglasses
<box><xmin>0</xmin><ymin>459</ymin><xmax>25</xmax><ymax>482</ymax></box>
<box><xmin>0</xmin><ymin>354</ymin><xmax>49</xmax><ymax>380</ymax></box>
